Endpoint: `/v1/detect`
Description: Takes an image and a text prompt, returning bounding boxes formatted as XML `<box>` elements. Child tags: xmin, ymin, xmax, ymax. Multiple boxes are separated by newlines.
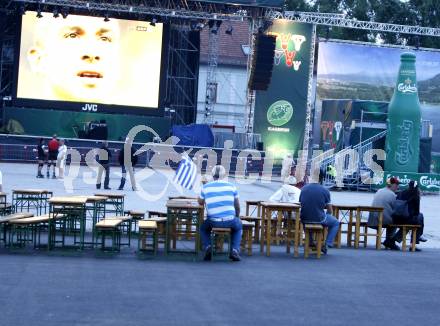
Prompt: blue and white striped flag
<box><xmin>173</xmin><ymin>154</ymin><xmax>197</xmax><ymax>190</ymax></box>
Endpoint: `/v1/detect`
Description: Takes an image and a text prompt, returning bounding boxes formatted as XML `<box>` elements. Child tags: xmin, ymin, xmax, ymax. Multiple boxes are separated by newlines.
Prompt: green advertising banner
<box><xmin>254</xmin><ymin>21</ymin><xmax>313</xmax><ymax>158</ymax></box>
<box><xmin>379</xmin><ymin>171</ymin><xmax>440</xmax><ymax>193</ymax></box>
<box><xmin>2</xmin><ymin>107</ymin><xmax>171</xmax><ymax>142</ymax></box>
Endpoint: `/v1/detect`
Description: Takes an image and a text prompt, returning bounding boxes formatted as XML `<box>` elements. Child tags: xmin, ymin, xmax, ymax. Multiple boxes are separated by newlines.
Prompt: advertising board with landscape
<box><xmin>317</xmin><ymin>41</ymin><xmax>440</xmax><ymax>152</ymax></box>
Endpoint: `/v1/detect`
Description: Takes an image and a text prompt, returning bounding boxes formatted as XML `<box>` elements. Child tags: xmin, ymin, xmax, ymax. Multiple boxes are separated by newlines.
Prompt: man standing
<box><xmin>198</xmin><ymin>165</ymin><xmax>243</xmax><ymax>261</ymax></box>
<box><xmin>96</xmin><ymin>141</ymin><xmax>112</xmax><ymax>190</ymax></box>
<box><xmin>47</xmin><ymin>135</ymin><xmax>59</xmax><ymax>178</ymax></box>
<box><xmin>118</xmin><ymin>137</ymin><xmax>138</xmax><ymax>191</ymax></box>
<box><xmin>299</xmin><ymin>175</ymin><xmax>340</xmax><ymax>254</ymax></box>
<box><xmin>36</xmin><ymin>138</ymin><xmax>47</xmax><ymax>178</ymax></box>
<box><xmin>368</xmin><ymin>177</ymin><xmax>399</xmax><ymax>250</ymax></box>
<box><xmin>281</xmin><ymin>153</ymin><xmax>294</xmax><ymax>182</ymax></box>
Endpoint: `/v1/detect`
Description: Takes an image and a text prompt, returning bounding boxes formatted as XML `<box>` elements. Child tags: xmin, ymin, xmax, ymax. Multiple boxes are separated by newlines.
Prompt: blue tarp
<box><xmin>172</xmin><ymin>124</ymin><xmax>214</xmax><ymax>148</ymax></box>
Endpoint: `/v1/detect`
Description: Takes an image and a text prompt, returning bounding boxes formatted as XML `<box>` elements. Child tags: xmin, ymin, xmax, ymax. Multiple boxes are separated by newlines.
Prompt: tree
<box><xmin>284</xmin><ymin>0</ymin><xmax>440</xmax><ymax>49</ymax></box>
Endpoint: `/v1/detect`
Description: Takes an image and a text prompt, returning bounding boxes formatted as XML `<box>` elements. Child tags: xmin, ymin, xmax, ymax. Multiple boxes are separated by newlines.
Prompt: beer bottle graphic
<box><xmin>384</xmin><ymin>53</ymin><xmax>421</xmax><ymax>173</ymax></box>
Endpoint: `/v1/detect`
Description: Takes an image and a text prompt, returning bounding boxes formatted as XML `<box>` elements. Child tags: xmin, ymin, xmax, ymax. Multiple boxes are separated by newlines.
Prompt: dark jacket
<box><xmin>396</xmin><ymin>188</ymin><xmax>420</xmax><ymax>217</ymax></box>
<box><xmin>118</xmin><ymin>146</ymin><xmax>138</xmax><ymax>167</ymax></box>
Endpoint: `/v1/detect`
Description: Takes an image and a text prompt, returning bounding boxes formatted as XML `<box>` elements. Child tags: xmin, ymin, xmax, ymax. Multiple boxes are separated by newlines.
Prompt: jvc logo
<box><xmin>81</xmin><ymin>104</ymin><xmax>98</xmax><ymax>112</ymax></box>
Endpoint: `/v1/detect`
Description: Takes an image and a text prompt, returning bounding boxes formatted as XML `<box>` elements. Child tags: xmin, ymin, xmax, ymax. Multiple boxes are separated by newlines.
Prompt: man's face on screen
<box><xmin>29</xmin><ymin>15</ymin><xmax>121</xmax><ymax>102</ymax></box>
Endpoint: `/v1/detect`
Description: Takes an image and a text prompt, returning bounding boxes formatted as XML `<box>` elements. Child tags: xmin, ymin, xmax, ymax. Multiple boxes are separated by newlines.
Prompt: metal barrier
<box><xmin>0</xmin><ymin>141</ymin><xmax>276</xmax><ymax>177</ymax></box>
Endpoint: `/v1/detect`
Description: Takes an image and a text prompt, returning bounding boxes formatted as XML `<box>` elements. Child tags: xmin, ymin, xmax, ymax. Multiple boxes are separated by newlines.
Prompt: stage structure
<box><xmin>2</xmin><ymin>2</ymin><xmax>440</xmax><ymax>153</ymax></box>
<box><xmin>0</xmin><ymin>12</ymin><xmax>16</xmax><ymax>121</ymax></box>
<box><xmin>165</xmin><ymin>26</ymin><xmax>200</xmax><ymax>125</ymax></box>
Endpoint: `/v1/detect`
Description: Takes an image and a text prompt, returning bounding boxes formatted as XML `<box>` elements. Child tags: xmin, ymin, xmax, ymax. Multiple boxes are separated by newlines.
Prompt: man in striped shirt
<box><xmin>198</xmin><ymin>165</ymin><xmax>243</xmax><ymax>261</ymax></box>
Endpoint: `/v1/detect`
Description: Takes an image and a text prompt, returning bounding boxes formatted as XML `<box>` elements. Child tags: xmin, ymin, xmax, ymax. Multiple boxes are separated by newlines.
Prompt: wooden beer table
<box><xmin>48</xmin><ymin>196</ymin><xmax>88</xmax><ymax>250</ymax></box>
<box><xmin>245</xmin><ymin>200</ymin><xmax>262</xmax><ymax>217</ymax></box>
<box><xmin>0</xmin><ymin>192</ymin><xmax>12</xmax><ymax>216</ymax></box>
<box><xmin>75</xmin><ymin>195</ymin><xmax>107</xmax><ymax>246</ymax></box>
<box><xmin>12</xmin><ymin>189</ymin><xmax>53</xmax><ymax>215</ymax></box>
<box><xmin>259</xmin><ymin>202</ymin><xmax>301</xmax><ymax>257</ymax></box>
<box><xmin>332</xmin><ymin>204</ymin><xmax>358</xmax><ymax>248</ymax></box>
<box><xmin>95</xmin><ymin>193</ymin><xmax>125</xmax><ymax>216</ymax></box>
<box><xmin>165</xmin><ymin>199</ymin><xmax>204</xmax><ymax>255</ymax></box>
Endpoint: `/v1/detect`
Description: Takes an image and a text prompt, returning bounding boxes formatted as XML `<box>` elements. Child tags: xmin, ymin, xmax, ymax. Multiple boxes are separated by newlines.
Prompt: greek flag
<box><xmin>173</xmin><ymin>155</ymin><xmax>197</xmax><ymax>190</ymax></box>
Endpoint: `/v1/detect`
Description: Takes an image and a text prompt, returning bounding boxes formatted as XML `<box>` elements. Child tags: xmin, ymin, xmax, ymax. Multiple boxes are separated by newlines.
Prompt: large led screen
<box><xmin>16</xmin><ymin>12</ymin><xmax>164</xmax><ymax>111</ymax></box>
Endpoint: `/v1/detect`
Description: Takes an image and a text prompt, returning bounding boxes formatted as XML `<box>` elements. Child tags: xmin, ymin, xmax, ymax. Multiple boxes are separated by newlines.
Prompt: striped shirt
<box><xmin>200</xmin><ymin>180</ymin><xmax>239</xmax><ymax>220</ymax></box>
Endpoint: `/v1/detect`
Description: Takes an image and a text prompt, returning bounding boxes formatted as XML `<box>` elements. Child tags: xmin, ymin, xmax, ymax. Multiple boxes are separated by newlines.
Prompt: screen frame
<box><xmin>12</xmin><ymin>12</ymin><xmax>169</xmax><ymax>117</ymax></box>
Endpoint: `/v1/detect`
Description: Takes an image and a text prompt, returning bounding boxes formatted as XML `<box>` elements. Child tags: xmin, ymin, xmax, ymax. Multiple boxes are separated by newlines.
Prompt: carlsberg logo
<box><xmin>420</xmin><ymin>176</ymin><xmax>440</xmax><ymax>189</ymax></box>
<box><xmin>397</xmin><ymin>78</ymin><xmax>417</xmax><ymax>93</ymax></box>
<box><xmin>397</xmin><ymin>83</ymin><xmax>417</xmax><ymax>93</ymax></box>
<box><xmin>267</xmin><ymin>100</ymin><xmax>293</xmax><ymax>127</ymax></box>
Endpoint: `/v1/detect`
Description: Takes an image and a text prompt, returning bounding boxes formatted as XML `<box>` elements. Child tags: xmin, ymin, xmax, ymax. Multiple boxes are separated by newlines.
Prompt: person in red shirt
<box><xmin>47</xmin><ymin>134</ymin><xmax>59</xmax><ymax>178</ymax></box>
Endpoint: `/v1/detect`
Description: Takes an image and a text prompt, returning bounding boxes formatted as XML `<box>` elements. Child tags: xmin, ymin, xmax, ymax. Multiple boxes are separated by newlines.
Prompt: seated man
<box><xmin>269</xmin><ymin>176</ymin><xmax>301</xmax><ymax>203</ymax></box>
<box><xmin>368</xmin><ymin>177</ymin><xmax>399</xmax><ymax>250</ymax></box>
<box><xmin>299</xmin><ymin>175</ymin><xmax>339</xmax><ymax>254</ymax></box>
<box><xmin>199</xmin><ymin>165</ymin><xmax>243</xmax><ymax>261</ymax></box>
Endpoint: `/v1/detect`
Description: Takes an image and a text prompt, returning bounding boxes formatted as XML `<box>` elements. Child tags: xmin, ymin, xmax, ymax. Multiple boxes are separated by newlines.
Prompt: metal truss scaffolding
<box><xmin>203</xmin><ymin>24</ymin><xmax>219</xmax><ymax>124</ymax></box>
<box><xmin>7</xmin><ymin>0</ymin><xmax>256</xmax><ymax>21</ymax></box>
<box><xmin>266</xmin><ymin>11</ymin><xmax>440</xmax><ymax>37</ymax></box>
<box><xmin>165</xmin><ymin>26</ymin><xmax>200</xmax><ymax>125</ymax></box>
<box><xmin>0</xmin><ymin>12</ymin><xmax>16</xmax><ymax>123</ymax></box>
<box><xmin>244</xmin><ymin>19</ymin><xmax>258</xmax><ymax>134</ymax></box>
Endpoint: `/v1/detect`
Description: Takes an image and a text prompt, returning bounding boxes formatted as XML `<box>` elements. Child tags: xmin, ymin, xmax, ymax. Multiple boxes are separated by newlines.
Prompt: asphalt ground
<box><xmin>0</xmin><ymin>246</ymin><xmax>439</xmax><ymax>326</ymax></box>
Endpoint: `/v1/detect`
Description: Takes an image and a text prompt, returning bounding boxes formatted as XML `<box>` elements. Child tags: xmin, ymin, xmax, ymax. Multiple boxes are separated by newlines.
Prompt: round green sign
<box><xmin>267</xmin><ymin>100</ymin><xmax>293</xmax><ymax>127</ymax></box>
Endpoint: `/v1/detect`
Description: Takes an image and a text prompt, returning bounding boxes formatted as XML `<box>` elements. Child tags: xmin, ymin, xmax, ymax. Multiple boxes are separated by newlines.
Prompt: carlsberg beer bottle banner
<box><xmin>254</xmin><ymin>21</ymin><xmax>313</xmax><ymax>158</ymax></box>
<box><xmin>384</xmin><ymin>53</ymin><xmax>422</xmax><ymax>173</ymax></box>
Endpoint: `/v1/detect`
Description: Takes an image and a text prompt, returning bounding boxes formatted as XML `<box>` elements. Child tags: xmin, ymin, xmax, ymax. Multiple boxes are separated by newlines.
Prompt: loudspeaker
<box><xmin>256</xmin><ymin>142</ymin><xmax>264</xmax><ymax>151</ymax></box>
<box><xmin>248</xmin><ymin>34</ymin><xmax>276</xmax><ymax>91</ymax></box>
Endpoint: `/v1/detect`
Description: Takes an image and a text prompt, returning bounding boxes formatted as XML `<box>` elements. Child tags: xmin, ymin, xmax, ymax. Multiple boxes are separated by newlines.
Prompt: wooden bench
<box><xmin>240</xmin><ymin>220</ymin><xmax>254</xmax><ymax>256</ymax></box>
<box><xmin>147</xmin><ymin>214</ymin><xmax>167</xmax><ymax>246</ymax></box>
<box><xmin>95</xmin><ymin>218</ymin><xmax>123</xmax><ymax>251</ymax></box>
<box><xmin>0</xmin><ymin>203</ymin><xmax>13</xmax><ymax>216</ymax></box>
<box><xmin>211</xmin><ymin>227</ymin><xmax>231</xmax><ymax>261</ymax></box>
<box><xmin>9</xmin><ymin>214</ymin><xmax>63</xmax><ymax>248</ymax></box>
<box><xmin>125</xmin><ymin>210</ymin><xmax>145</xmax><ymax>219</ymax></box>
<box><xmin>109</xmin><ymin>216</ymin><xmax>133</xmax><ymax>247</ymax></box>
<box><xmin>10</xmin><ymin>214</ymin><xmax>59</xmax><ymax>224</ymax></box>
<box><xmin>138</xmin><ymin>220</ymin><xmax>158</xmax><ymax>255</ymax></box>
<box><xmin>240</xmin><ymin>216</ymin><xmax>261</xmax><ymax>243</ymax></box>
<box><xmin>389</xmin><ymin>224</ymin><xmax>420</xmax><ymax>252</ymax></box>
<box><xmin>124</xmin><ymin>210</ymin><xmax>145</xmax><ymax>235</ymax></box>
<box><xmin>304</xmin><ymin>224</ymin><xmax>324</xmax><ymax>259</ymax></box>
<box><xmin>0</xmin><ymin>212</ymin><xmax>34</xmax><ymax>223</ymax></box>
<box><xmin>1</xmin><ymin>213</ymin><xmax>34</xmax><ymax>244</ymax></box>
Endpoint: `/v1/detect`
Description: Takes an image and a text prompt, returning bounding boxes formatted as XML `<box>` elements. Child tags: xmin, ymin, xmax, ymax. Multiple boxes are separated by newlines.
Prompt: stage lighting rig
<box><xmin>104</xmin><ymin>12</ymin><xmax>110</xmax><ymax>22</ymax></box>
<box><xmin>36</xmin><ymin>8</ymin><xmax>43</xmax><ymax>18</ymax></box>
